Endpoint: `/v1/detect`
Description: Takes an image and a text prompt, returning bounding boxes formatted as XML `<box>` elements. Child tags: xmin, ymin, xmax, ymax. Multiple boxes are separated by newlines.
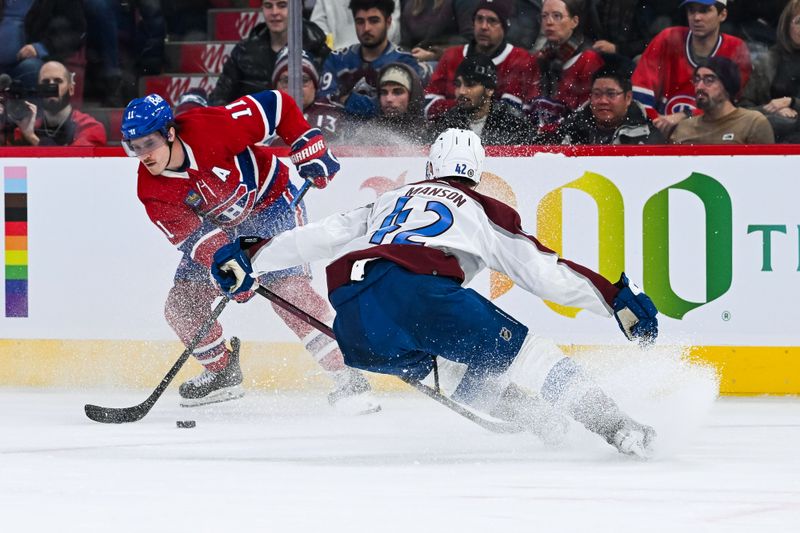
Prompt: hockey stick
<box><xmin>84</xmin><ymin>297</ymin><xmax>230</xmax><ymax>424</ymax></box>
<box><xmin>289</xmin><ymin>180</ymin><xmax>312</xmax><ymax>210</ymax></box>
<box><xmin>253</xmin><ymin>285</ymin><xmax>522</xmax><ymax>434</ymax></box>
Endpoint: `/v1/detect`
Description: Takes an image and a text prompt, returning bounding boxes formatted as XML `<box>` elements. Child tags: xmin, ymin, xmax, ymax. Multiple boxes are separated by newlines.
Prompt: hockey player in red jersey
<box><xmin>211</xmin><ymin>129</ymin><xmax>661</xmax><ymax>458</ymax></box>
<box><xmin>631</xmin><ymin>0</ymin><xmax>751</xmax><ymax>137</ymax></box>
<box><xmin>121</xmin><ymin>91</ymin><xmax>380</xmax><ymax>413</ymax></box>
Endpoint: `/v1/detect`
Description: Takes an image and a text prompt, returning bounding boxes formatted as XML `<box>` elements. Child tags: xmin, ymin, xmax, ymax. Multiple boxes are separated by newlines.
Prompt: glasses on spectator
<box><xmin>475</xmin><ymin>14</ymin><xmax>501</xmax><ymax>26</ymax></box>
<box><xmin>590</xmin><ymin>89</ymin><xmax>625</xmax><ymax>99</ymax></box>
<box><xmin>541</xmin><ymin>12</ymin><xmax>565</xmax><ymax>22</ymax></box>
<box><xmin>692</xmin><ymin>73</ymin><xmax>719</xmax><ymax>86</ymax></box>
<box><xmin>792</xmin><ymin>16</ymin><xmax>800</xmax><ymax>26</ymax></box>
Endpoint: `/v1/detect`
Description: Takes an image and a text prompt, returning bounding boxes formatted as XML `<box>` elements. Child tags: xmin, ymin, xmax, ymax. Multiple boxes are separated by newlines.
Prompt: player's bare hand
<box><xmin>592</xmin><ymin>40</ymin><xmax>617</xmax><ymax>54</ymax></box>
<box><xmin>16</xmin><ymin>44</ymin><xmax>38</xmax><ymax>60</ymax></box>
<box><xmin>764</xmin><ymin>96</ymin><xmax>792</xmax><ymax>114</ymax></box>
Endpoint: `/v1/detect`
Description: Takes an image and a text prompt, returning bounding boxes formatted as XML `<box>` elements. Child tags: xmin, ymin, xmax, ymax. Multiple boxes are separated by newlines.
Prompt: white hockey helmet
<box><xmin>426</xmin><ymin>128</ymin><xmax>485</xmax><ymax>185</ymax></box>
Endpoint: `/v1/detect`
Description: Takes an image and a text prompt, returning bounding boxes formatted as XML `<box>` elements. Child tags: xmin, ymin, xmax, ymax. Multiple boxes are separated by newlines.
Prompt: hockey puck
<box><xmin>176</xmin><ymin>420</ymin><xmax>196</xmax><ymax>428</ymax></box>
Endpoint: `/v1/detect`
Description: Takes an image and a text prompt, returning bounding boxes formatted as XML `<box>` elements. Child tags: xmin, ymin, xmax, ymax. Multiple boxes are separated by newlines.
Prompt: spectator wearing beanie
<box><xmin>347</xmin><ymin>62</ymin><xmax>428</xmax><ymax>144</ymax></box>
<box><xmin>670</xmin><ymin>56</ymin><xmax>774</xmax><ymax>144</ymax></box>
<box><xmin>271</xmin><ymin>49</ymin><xmax>345</xmax><ymax>144</ymax></box>
<box><xmin>428</xmin><ymin>54</ymin><xmax>536</xmax><ymax>145</ymax></box>
<box><xmin>424</xmin><ymin>0</ymin><xmax>534</xmax><ymax>120</ymax></box>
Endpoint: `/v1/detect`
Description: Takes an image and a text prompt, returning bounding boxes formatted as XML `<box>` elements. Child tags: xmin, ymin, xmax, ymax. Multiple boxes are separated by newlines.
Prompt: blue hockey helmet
<box><xmin>121</xmin><ymin>94</ymin><xmax>174</xmax><ymax>141</ymax></box>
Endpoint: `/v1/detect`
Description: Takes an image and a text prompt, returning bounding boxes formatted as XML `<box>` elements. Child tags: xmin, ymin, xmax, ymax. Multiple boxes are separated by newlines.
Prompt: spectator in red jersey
<box><xmin>525</xmin><ymin>0</ymin><xmax>605</xmax><ymax>134</ymax></box>
<box><xmin>631</xmin><ymin>0</ymin><xmax>752</xmax><ymax>138</ymax></box>
<box><xmin>424</xmin><ymin>0</ymin><xmax>533</xmax><ymax>120</ymax></box>
<box><xmin>6</xmin><ymin>60</ymin><xmax>106</xmax><ymax>146</ymax></box>
<box><xmin>271</xmin><ymin>49</ymin><xmax>346</xmax><ymax>144</ymax></box>
<box><xmin>740</xmin><ymin>0</ymin><xmax>800</xmax><ymax>143</ymax></box>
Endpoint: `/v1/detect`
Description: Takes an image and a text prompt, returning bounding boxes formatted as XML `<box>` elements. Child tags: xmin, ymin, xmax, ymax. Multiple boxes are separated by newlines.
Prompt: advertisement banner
<box><xmin>0</xmin><ymin>153</ymin><xmax>797</xmax><ymax>392</ymax></box>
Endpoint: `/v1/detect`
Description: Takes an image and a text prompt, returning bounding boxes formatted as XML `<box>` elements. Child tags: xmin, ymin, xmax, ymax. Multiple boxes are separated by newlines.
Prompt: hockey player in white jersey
<box><xmin>211</xmin><ymin>129</ymin><xmax>660</xmax><ymax>458</ymax></box>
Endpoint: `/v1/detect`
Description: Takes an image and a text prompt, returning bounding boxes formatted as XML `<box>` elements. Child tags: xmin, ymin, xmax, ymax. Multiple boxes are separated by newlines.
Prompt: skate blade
<box><xmin>616</xmin><ymin>430</ymin><xmax>654</xmax><ymax>460</ymax></box>
<box><xmin>332</xmin><ymin>393</ymin><xmax>382</xmax><ymax>416</ymax></box>
<box><xmin>180</xmin><ymin>385</ymin><xmax>245</xmax><ymax>407</ymax></box>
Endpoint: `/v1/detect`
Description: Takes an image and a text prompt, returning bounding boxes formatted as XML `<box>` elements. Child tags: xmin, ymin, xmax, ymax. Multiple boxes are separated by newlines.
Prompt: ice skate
<box><xmin>608</xmin><ymin>418</ymin><xmax>657</xmax><ymax>459</ymax></box>
<box><xmin>491</xmin><ymin>384</ymin><xmax>569</xmax><ymax>446</ymax></box>
<box><xmin>328</xmin><ymin>367</ymin><xmax>381</xmax><ymax>415</ymax></box>
<box><xmin>180</xmin><ymin>337</ymin><xmax>244</xmax><ymax>407</ymax></box>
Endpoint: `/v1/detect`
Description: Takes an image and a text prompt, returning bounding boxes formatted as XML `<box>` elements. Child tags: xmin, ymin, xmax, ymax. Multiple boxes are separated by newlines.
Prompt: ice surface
<box><xmin>1</xmin><ymin>386</ymin><xmax>798</xmax><ymax>532</ymax></box>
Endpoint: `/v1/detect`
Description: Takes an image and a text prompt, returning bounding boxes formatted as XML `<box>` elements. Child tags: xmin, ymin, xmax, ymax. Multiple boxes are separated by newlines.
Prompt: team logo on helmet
<box><xmin>499</xmin><ymin>327</ymin><xmax>512</xmax><ymax>341</ymax></box>
<box><xmin>146</xmin><ymin>94</ymin><xmax>164</xmax><ymax>106</ymax></box>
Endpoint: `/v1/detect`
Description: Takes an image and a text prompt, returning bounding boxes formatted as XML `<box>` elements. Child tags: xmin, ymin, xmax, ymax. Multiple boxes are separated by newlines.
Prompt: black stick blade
<box><xmin>84</xmin><ymin>403</ymin><xmax>150</xmax><ymax>424</ymax></box>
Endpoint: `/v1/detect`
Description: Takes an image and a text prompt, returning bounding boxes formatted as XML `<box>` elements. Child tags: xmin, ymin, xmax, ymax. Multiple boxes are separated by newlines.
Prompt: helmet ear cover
<box><xmin>426</xmin><ymin>128</ymin><xmax>485</xmax><ymax>184</ymax></box>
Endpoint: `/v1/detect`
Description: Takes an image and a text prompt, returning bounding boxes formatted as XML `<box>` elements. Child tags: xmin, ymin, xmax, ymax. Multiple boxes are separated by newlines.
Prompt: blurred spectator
<box><xmin>428</xmin><ymin>54</ymin><xmax>535</xmax><ymax>144</ymax></box>
<box><xmin>584</xmin><ymin>0</ymin><xmax>652</xmax><ymax>62</ymax></box>
<box><xmin>526</xmin><ymin>0</ymin><xmax>604</xmax><ymax>133</ymax></box>
<box><xmin>425</xmin><ymin>0</ymin><xmax>533</xmax><ymax>120</ymax></box>
<box><xmin>312</xmin><ymin>0</ymin><xmax>402</xmax><ymax>49</ymax></box>
<box><xmin>549</xmin><ymin>65</ymin><xmax>664</xmax><ymax>144</ymax></box>
<box><xmin>722</xmin><ymin>0</ymin><xmax>784</xmax><ymax>51</ymax></box>
<box><xmin>632</xmin><ymin>0</ymin><xmax>751</xmax><ymax>138</ymax></box>
<box><xmin>454</xmin><ymin>0</ymin><xmax>543</xmax><ymax>49</ymax></box>
<box><xmin>4</xmin><ymin>60</ymin><xmax>106</xmax><ymax>146</ymax></box>
<box><xmin>164</xmin><ymin>0</ymin><xmax>210</xmax><ymax>42</ymax></box>
<box><xmin>83</xmin><ymin>0</ymin><xmax>125</xmax><ymax>107</ymax></box>
<box><xmin>347</xmin><ymin>62</ymin><xmax>427</xmax><ymax>143</ymax></box>
<box><xmin>318</xmin><ymin>0</ymin><xmax>429</xmax><ymax>118</ymax></box>
<box><xmin>209</xmin><ymin>0</ymin><xmax>330</xmax><ymax>106</ymax></box>
<box><xmin>0</xmin><ymin>0</ymin><xmax>86</xmax><ymax>90</ymax></box>
<box><xmin>119</xmin><ymin>0</ymin><xmax>166</xmax><ymax>76</ymax></box>
<box><xmin>670</xmin><ymin>57</ymin><xmax>774</xmax><ymax>144</ymax></box>
<box><xmin>272</xmin><ymin>49</ymin><xmax>346</xmax><ymax>142</ymax></box>
<box><xmin>740</xmin><ymin>0</ymin><xmax>800</xmax><ymax>143</ymax></box>
<box><xmin>174</xmin><ymin>88</ymin><xmax>209</xmax><ymax>116</ymax></box>
<box><xmin>401</xmin><ymin>0</ymin><xmax>466</xmax><ymax>62</ymax></box>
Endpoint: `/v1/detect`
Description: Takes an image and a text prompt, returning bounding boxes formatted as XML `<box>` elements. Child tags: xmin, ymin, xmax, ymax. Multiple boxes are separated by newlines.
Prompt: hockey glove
<box><xmin>211</xmin><ymin>236</ymin><xmax>265</xmax><ymax>297</ymax></box>
<box><xmin>613</xmin><ymin>273</ymin><xmax>659</xmax><ymax>347</ymax></box>
<box><xmin>290</xmin><ymin>128</ymin><xmax>340</xmax><ymax>189</ymax></box>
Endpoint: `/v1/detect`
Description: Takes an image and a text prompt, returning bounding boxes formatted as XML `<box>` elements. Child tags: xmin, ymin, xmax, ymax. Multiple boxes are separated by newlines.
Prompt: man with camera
<box><xmin>1</xmin><ymin>61</ymin><xmax>106</xmax><ymax>146</ymax></box>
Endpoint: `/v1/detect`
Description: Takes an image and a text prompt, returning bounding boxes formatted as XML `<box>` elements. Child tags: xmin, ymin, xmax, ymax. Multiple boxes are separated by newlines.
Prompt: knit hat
<box><xmin>699</xmin><ymin>56</ymin><xmax>741</xmax><ymax>99</ymax></box>
<box><xmin>271</xmin><ymin>50</ymin><xmax>320</xmax><ymax>88</ymax></box>
<box><xmin>473</xmin><ymin>0</ymin><xmax>512</xmax><ymax>30</ymax></box>
<box><xmin>380</xmin><ymin>65</ymin><xmax>412</xmax><ymax>92</ymax></box>
<box><xmin>456</xmin><ymin>54</ymin><xmax>498</xmax><ymax>89</ymax></box>
<box><xmin>679</xmin><ymin>0</ymin><xmax>727</xmax><ymax>7</ymax></box>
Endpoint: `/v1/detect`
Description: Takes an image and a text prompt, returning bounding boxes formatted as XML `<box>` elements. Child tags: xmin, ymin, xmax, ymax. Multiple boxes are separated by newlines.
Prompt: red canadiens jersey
<box><xmin>632</xmin><ymin>27</ymin><xmax>752</xmax><ymax>118</ymax></box>
<box><xmin>136</xmin><ymin>90</ymin><xmax>311</xmax><ymax>267</ymax></box>
<box><xmin>424</xmin><ymin>43</ymin><xmax>534</xmax><ymax>119</ymax></box>
<box><xmin>525</xmin><ymin>48</ymin><xmax>605</xmax><ymax>125</ymax></box>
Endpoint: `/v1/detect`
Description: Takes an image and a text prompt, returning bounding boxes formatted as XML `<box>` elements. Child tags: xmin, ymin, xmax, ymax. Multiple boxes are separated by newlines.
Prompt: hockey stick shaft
<box><xmin>253</xmin><ymin>285</ymin><xmax>521</xmax><ymax>434</ymax></box>
<box><xmin>84</xmin><ymin>297</ymin><xmax>230</xmax><ymax>424</ymax></box>
<box><xmin>289</xmin><ymin>180</ymin><xmax>312</xmax><ymax>210</ymax></box>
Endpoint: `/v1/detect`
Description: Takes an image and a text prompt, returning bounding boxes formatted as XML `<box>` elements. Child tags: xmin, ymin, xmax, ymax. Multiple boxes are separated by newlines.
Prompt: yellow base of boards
<box><xmin>0</xmin><ymin>340</ymin><xmax>797</xmax><ymax>394</ymax></box>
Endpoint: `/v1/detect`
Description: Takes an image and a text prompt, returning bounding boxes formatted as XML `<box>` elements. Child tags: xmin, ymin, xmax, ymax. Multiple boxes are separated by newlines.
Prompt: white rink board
<box><xmin>1</xmin><ymin>154</ymin><xmax>798</xmax><ymax>346</ymax></box>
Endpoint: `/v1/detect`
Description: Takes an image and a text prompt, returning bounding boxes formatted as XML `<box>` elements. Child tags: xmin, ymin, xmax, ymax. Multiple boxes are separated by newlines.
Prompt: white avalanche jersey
<box><xmin>251</xmin><ymin>179</ymin><xmax>619</xmax><ymax>316</ymax></box>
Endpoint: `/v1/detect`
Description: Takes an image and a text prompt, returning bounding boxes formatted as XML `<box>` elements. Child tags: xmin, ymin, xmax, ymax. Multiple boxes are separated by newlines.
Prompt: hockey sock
<box><xmin>193</xmin><ymin>338</ymin><xmax>229</xmax><ymax>372</ymax></box>
<box><xmin>303</xmin><ymin>331</ymin><xmax>345</xmax><ymax>372</ymax></box>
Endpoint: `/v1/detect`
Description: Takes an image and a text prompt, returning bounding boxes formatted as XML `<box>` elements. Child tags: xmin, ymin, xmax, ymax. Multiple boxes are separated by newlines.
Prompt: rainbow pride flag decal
<box><xmin>5</xmin><ymin>166</ymin><xmax>28</xmax><ymax>317</ymax></box>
